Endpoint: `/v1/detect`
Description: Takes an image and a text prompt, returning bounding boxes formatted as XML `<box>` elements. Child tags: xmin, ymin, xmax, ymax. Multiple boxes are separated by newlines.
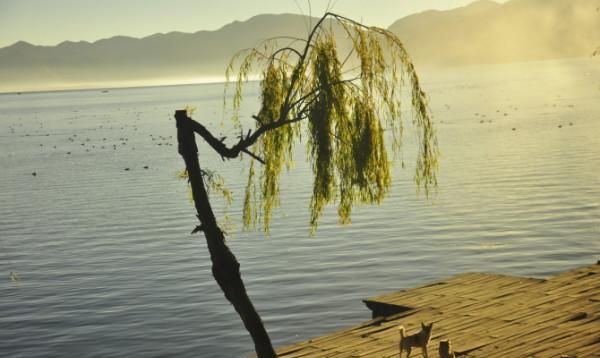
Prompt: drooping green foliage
<box><xmin>306</xmin><ymin>34</ymin><xmax>344</xmax><ymax>229</ymax></box>
<box><xmin>178</xmin><ymin>168</ymin><xmax>236</xmax><ymax>235</ymax></box>
<box><xmin>243</xmin><ymin>160</ymin><xmax>258</xmax><ymax>229</ymax></box>
<box><xmin>256</xmin><ymin>63</ymin><xmax>298</xmax><ymax>230</ymax></box>
<box><xmin>176</xmin><ymin>168</ymin><xmax>232</xmax><ymax>205</ymax></box>
<box><xmin>225</xmin><ymin>12</ymin><xmax>439</xmax><ymax>234</ymax></box>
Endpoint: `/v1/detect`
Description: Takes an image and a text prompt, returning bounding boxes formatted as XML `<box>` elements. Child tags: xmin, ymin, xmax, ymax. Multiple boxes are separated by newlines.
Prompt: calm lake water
<box><xmin>1</xmin><ymin>58</ymin><xmax>599</xmax><ymax>357</ymax></box>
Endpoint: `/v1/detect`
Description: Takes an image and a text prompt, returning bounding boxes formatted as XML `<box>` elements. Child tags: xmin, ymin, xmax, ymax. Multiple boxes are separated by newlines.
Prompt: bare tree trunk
<box><xmin>175</xmin><ymin>110</ymin><xmax>276</xmax><ymax>358</ymax></box>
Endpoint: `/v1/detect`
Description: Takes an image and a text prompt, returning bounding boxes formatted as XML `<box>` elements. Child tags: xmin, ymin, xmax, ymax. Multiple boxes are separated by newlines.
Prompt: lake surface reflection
<box><xmin>1</xmin><ymin>58</ymin><xmax>598</xmax><ymax>357</ymax></box>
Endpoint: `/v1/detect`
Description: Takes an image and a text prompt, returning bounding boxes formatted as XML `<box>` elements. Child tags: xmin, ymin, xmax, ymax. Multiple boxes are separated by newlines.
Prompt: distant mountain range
<box><xmin>389</xmin><ymin>0</ymin><xmax>600</xmax><ymax>66</ymax></box>
<box><xmin>1</xmin><ymin>0</ymin><xmax>598</xmax><ymax>92</ymax></box>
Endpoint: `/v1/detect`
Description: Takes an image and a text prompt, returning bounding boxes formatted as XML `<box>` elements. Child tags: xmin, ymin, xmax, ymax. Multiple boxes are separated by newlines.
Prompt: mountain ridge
<box><xmin>1</xmin><ymin>0</ymin><xmax>598</xmax><ymax>92</ymax></box>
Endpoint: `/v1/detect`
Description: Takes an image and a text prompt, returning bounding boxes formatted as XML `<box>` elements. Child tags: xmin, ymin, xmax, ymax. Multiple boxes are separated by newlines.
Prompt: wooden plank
<box><xmin>261</xmin><ymin>263</ymin><xmax>600</xmax><ymax>358</ymax></box>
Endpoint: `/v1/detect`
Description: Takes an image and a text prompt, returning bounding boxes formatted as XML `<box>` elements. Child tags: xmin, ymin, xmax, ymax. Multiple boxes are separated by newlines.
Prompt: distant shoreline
<box><xmin>0</xmin><ymin>79</ymin><xmax>234</xmax><ymax>96</ymax></box>
<box><xmin>1</xmin><ymin>56</ymin><xmax>595</xmax><ymax>96</ymax></box>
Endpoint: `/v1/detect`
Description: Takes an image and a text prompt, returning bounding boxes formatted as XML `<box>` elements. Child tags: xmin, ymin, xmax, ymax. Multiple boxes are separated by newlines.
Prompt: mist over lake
<box><xmin>1</xmin><ymin>58</ymin><xmax>599</xmax><ymax>357</ymax></box>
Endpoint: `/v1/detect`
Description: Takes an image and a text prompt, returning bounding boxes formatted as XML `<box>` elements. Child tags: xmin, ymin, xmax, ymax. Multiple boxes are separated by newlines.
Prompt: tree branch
<box><xmin>288</xmin><ymin>76</ymin><xmax>361</xmax><ymax>111</ymax></box>
<box><xmin>270</xmin><ymin>46</ymin><xmax>303</xmax><ymax>60</ymax></box>
<box><xmin>261</xmin><ymin>35</ymin><xmax>310</xmax><ymax>45</ymax></box>
<box><xmin>179</xmin><ymin>113</ymin><xmax>304</xmax><ymax>162</ymax></box>
<box><xmin>280</xmin><ymin>12</ymin><xmax>333</xmax><ymax>119</ymax></box>
<box><xmin>241</xmin><ymin>149</ymin><xmax>266</xmax><ymax>164</ymax></box>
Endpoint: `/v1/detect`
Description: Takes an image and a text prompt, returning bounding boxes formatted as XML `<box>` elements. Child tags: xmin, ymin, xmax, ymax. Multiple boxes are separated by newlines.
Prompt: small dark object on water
<box><xmin>32</xmin><ymin>172</ymin><xmax>37</xmax><ymax>176</ymax></box>
<box><xmin>143</xmin><ymin>165</ymin><xmax>149</xmax><ymax>169</ymax></box>
<box><xmin>569</xmin><ymin>122</ymin><xmax>573</xmax><ymax>126</ymax></box>
<box><xmin>512</xmin><ymin>128</ymin><xmax>516</xmax><ymax>131</ymax></box>
<box><xmin>558</xmin><ymin>124</ymin><xmax>563</xmax><ymax>128</ymax></box>
<box><xmin>124</xmin><ymin>168</ymin><xmax>130</xmax><ymax>171</ymax></box>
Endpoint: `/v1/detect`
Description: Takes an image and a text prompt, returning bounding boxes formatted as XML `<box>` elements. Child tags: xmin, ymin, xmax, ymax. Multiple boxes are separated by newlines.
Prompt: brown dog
<box><xmin>439</xmin><ymin>339</ymin><xmax>456</xmax><ymax>358</ymax></box>
<box><xmin>398</xmin><ymin>322</ymin><xmax>433</xmax><ymax>358</ymax></box>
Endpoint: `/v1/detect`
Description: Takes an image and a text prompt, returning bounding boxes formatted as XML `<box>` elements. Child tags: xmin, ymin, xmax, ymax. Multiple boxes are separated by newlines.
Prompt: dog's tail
<box><xmin>398</xmin><ymin>325</ymin><xmax>405</xmax><ymax>339</ymax></box>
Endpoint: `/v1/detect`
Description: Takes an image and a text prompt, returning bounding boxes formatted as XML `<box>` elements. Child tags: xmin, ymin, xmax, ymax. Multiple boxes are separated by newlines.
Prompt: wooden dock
<box><xmin>269</xmin><ymin>263</ymin><xmax>600</xmax><ymax>357</ymax></box>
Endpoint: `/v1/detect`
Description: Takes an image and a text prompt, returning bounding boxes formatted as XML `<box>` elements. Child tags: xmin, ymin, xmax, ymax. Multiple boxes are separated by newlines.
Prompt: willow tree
<box><xmin>175</xmin><ymin>12</ymin><xmax>438</xmax><ymax>358</ymax></box>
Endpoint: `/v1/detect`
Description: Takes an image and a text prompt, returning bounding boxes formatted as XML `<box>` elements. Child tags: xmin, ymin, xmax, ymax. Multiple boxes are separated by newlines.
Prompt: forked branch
<box><xmin>182</xmin><ymin>114</ymin><xmax>303</xmax><ymax>162</ymax></box>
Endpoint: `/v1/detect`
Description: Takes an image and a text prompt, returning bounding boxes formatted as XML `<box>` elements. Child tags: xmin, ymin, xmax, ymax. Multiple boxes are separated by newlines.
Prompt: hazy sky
<box><xmin>0</xmin><ymin>0</ymin><xmax>509</xmax><ymax>48</ymax></box>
